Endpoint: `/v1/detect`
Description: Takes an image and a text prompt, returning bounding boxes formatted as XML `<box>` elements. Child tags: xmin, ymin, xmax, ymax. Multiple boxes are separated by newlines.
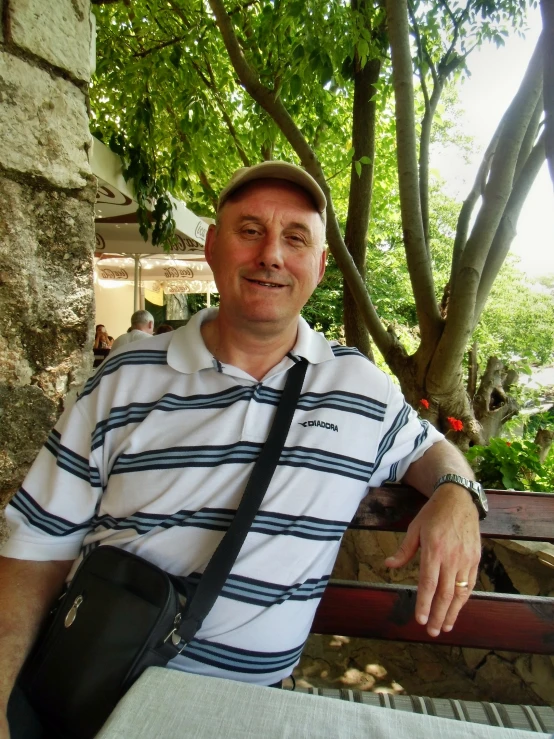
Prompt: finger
<box><xmin>414</xmin><ymin>546</ymin><xmax>441</xmax><ymax>628</ymax></box>
<box><xmin>424</xmin><ymin>564</ymin><xmax>459</xmax><ymax>637</ymax></box>
<box><xmin>385</xmin><ymin>528</ymin><xmax>420</xmax><ymax>569</ymax></box>
<box><xmin>441</xmin><ymin>565</ymin><xmax>478</xmax><ymax>632</ymax></box>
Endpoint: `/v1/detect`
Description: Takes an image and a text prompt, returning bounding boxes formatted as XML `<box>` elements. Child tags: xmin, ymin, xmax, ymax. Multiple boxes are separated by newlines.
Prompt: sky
<box><xmin>430</xmin><ymin>5</ymin><xmax>553</xmax><ymax>279</ymax></box>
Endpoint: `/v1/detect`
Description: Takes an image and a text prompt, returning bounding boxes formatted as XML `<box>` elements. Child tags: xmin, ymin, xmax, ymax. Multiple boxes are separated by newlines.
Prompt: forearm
<box><xmin>0</xmin><ymin>556</ymin><xmax>72</xmax><ymax>711</ymax></box>
<box><xmin>402</xmin><ymin>439</ymin><xmax>475</xmax><ymax>498</ymax></box>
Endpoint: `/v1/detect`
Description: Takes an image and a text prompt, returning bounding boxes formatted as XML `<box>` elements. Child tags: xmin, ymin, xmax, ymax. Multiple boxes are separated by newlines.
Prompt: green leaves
<box><xmin>466</xmin><ymin>437</ymin><xmax>552</xmax><ymax>492</ymax></box>
<box><xmin>354</xmin><ymin>155</ymin><xmax>372</xmax><ymax>177</ymax></box>
<box><xmin>289</xmin><ymin>74</ymin><xmax>302</xmax><ymax>99</ymax></box>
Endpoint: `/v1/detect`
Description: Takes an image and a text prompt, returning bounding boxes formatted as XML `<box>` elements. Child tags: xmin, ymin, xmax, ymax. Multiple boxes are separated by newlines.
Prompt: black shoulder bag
<box><xmin>22</xmin><ymin>360</ymin><xmax>308</xmax><ymax>739</ymax></box>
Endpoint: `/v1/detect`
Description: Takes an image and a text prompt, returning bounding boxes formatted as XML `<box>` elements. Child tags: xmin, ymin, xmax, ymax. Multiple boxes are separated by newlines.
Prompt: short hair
<box><xmin>131</xmin><ymin>310</ymin><xmax>154</xmax><ymax>328</ymax></box>
<box><xmin>155</xmin><ymin>323</ymin><xmax>174</xmax><ymax>335</ymax></box>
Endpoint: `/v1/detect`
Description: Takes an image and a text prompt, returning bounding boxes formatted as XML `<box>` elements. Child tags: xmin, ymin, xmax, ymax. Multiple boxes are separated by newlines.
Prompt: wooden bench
<box><xmin>312</xmin><ymin>486</ymin><xmax>554</xmax><ymax>653</ymax></box>
<box><xmin>302</xmin><ymin>486</ymin><xmax>554</xmax><ymax>732</ymax></box>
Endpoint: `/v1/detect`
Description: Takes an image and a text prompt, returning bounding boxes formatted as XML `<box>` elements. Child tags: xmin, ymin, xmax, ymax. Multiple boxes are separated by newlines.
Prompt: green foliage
<box><xmin>466</xmin><ymin>438</ymin><xmax>544</xmax><ymax>490</ymax></box>
<box><xmin>302</xmin><ymin>255</ymin><xmax>343</xmax><ymax>339</ymax></box>
<box><xmin>475</xmin><ymin>259</ymin><xmax>554</xmax><ymax>367</ymax></box>
<box><xmin>467</xmin><ymin>405</ymin><xmax>554</xmax><ymax>492</ymax></box>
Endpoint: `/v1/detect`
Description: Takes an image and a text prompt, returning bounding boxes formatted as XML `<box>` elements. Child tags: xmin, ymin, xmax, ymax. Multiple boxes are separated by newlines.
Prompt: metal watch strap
<box><xmin>433</xmin><ymin>473</ymin><xmax>488</xmax><ymax>520</ymax></box>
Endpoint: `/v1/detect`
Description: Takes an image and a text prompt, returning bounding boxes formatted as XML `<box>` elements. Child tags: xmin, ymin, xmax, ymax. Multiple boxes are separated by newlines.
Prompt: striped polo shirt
<box><xmin>3</xmin><ymin>308</ymin><xmax>442</xmax><ymax>685</ymax></box>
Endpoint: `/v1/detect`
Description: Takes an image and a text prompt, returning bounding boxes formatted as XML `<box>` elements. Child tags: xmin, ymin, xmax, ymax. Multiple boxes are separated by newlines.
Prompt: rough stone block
<box><xmin>8</xmin><ymin>0</ymin><xmax>91</xmax><ymax>82</ymax></box>
<box><xmin>514</xmin><ymin>654</ymin><xmax>554</xmax><ymax>704</ymax></box>
<box><xmin>0</xmin><ymin>52</ymin><xmax>91</xmax><ymax>188</ymax></box>
<box><xmin>474</xmin><ymin>654</ymin><xmax>540</xmax><ymax>705</ymax></box>
<box><xmin>461</xmin><ymin>647</ymin><xmax>488</xmax><ymax>670</ymax></box>
<box><xmin>0</xmin><ymin>176</ymin><xmax>94</xmax><ymax>502</ymax></box>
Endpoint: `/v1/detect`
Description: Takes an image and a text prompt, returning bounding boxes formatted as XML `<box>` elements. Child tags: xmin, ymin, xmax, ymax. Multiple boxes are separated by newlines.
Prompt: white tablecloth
<box><xmin>95</xmin><ymin>668</ymin><xmax>552</xmax><ymax>739</ymax></box>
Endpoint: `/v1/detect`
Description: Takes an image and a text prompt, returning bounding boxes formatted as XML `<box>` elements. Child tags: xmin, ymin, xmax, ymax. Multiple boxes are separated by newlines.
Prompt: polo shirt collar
<box><xmin>166</xmin><ymin>308</ymin><xmax>334</xmax><ymax>375</ymax></box>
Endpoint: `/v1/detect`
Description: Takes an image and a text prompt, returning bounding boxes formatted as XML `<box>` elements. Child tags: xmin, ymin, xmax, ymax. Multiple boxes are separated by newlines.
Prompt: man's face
<box><xmin>205</xmin><ymin>180</ymin><xmax>326</xmax><ymax>332</ymax></box>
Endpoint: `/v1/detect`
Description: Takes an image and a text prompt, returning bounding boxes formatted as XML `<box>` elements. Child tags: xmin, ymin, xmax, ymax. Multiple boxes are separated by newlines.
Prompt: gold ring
<box><xmin>455</xmin><ymin>581</ymin><xmax>469</xmax><ymax>588</ymax></box>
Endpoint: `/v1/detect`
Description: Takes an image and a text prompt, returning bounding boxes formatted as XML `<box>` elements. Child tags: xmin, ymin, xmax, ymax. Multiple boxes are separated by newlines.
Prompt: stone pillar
<box><xmin>0</xmin><ymin>0</ymin><xmax>95</xmax><ymax>541</ymax></box>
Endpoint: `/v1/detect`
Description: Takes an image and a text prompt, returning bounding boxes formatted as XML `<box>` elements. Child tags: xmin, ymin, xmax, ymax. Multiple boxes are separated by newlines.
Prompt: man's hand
<box><xmin>384</xmin><ymin>439</ymin><xmax>483</xmax><ymax>637</ymax></box>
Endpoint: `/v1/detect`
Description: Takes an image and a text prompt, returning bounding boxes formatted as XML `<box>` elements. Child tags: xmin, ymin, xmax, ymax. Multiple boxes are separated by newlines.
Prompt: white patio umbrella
<box><xmin>91</xmin><ymin>137</ymin><xmax>216</xmax><ymax>310</ymax></box>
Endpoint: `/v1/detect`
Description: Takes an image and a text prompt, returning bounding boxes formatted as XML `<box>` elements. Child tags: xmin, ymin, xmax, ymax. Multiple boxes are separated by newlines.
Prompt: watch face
<box><xmin>473</xmin><ymin>482</ymin><xmax>488</xmax><ymax>514</ymax></box>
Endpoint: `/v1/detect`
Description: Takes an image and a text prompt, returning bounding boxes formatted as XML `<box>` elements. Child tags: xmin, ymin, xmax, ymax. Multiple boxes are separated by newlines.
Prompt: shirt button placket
<box><xmin>241</xmin><ymin>383</ymin><xmax>263</xmax><ymax>442</ymax></box>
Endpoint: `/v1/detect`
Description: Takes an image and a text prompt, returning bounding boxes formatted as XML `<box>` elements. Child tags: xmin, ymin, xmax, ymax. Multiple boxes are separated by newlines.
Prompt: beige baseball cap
<box><xmin>217</xmin><ymin>161</ymin><xmax>327</xmax><ymax>223</ymax></box>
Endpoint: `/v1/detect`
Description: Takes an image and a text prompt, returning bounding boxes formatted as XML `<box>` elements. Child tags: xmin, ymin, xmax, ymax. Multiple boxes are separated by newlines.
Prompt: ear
<box><xmin>204</xmin><ymin>224</ymin><xmax>217</xmax><ymax>267</ymax></box>
<box><xmin>316</xmin><ymin>247</ymin><xmax>327</xmax><ymax>285</ymax></box>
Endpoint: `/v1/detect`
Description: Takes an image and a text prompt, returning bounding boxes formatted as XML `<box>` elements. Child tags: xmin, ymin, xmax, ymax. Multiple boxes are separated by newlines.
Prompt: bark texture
<box><xmin>343</xmin><ymin>48</ymin><xmax>380</xmax><ymax>360</ymax></box>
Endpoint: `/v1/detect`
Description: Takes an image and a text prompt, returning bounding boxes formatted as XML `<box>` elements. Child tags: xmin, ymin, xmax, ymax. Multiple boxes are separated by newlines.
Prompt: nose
<box><xmin>256</xmin><ymin>231</ymin><xmax>284</xmax><ymax>270</ymax></box>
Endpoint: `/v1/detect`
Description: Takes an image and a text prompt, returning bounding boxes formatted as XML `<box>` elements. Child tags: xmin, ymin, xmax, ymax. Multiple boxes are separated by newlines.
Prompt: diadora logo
<box><xmin>298</xmin><ymin>420</ymin><xmax>339</xmax><ymax>432</ymax></box>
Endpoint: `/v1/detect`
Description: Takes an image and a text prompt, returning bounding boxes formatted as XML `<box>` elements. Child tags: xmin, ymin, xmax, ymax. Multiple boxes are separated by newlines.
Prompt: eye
<box><xmin>240</xmin><ymin>225</ymin><xmax>262</xmax><ymax>239</ymax></box>
<box><xmin>285</xmin><ymin>232</ymin><xmax>307</xmax><ymax>246</ymax></box>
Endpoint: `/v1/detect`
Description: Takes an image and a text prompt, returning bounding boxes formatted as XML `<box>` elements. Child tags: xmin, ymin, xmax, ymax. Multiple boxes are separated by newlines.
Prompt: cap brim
<box><xmin>218</xmin><ymin>161</ymin><xmax>327</xmax><ymax>217</ymax></box>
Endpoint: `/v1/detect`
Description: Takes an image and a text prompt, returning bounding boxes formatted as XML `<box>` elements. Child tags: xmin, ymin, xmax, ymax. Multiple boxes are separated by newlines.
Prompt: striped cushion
<box><xmin>287</xmin><ymin>688</ymin><xmax>554</xmax><ymax>733</ymax></box>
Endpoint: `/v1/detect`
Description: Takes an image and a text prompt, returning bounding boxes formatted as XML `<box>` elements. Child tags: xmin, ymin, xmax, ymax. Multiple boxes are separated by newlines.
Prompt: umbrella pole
<box><xmin>133</xmin><ymin>255</ymin><xmax>140</xmax><ymax>311</ymax></box>
<box><xmin>206</xmin><ymin>290</ymin><xmax>211</xmax><ymax>308</ymax></box>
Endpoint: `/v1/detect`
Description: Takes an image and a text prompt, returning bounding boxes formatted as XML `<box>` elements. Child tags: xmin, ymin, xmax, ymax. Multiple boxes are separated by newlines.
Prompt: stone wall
<box><xmin>297</xmin><ymin>531</ymin><xmax>554</xmax><ymax>705</ymax></box>
<box><xmin>0</xmin><ymin>0</ymin><xmax>95</xmax><ymax>542</ymax></box>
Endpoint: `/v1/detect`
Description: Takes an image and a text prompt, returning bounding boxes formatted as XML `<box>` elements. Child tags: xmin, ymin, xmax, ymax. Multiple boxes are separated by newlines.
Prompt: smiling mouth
<box><xmin>245</xmin><ymin>278</ymin><xmax>286</xmax><ymax>288</ymax></box>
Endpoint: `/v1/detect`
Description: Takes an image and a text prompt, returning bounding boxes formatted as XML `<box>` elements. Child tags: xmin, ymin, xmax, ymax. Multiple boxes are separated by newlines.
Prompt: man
<box><xmin>0</xmin><ymin>162</ymin><xmax>483</xmax><ymax>736</ymax></box>
<box><xmin>110</xmin><ymin>310</ymin><xmax>154</xmax><ymax>351</ymax></box>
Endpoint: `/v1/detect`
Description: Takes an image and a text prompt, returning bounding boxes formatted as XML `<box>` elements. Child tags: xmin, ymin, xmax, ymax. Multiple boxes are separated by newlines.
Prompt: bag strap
<box><xmin>174</xmin><ymin>358</ymin><xmax>308</xmax><ymax>645</ymax></box>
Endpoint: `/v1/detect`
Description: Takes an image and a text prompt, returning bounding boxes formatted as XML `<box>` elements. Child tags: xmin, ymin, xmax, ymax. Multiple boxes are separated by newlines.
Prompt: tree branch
<box><xmin>450</xmin><ymin>125</ymin><xmax>502</xmax><ymax>288</ymax></box>
<box><xmin>540</xmin><ymin>0</ymin><xmax>554</xmax><ymax>188</ymax></box>
<box><xmin>343</xmin><ymin>44</ymin><xmax>381</xmax><ymax>357</ymax></box>
<box><xmin>207</xmin><ymin>0</ymin><xmax>395</xmax><ymax>358</ymax></box>
<box><xmin>514</xmin><ymin>93</ymin><xmax>543</xmax><ymax>181</ymax></box>
<box><xmin>473</xmin><ymin>131</ymin><xmax>546</xmax><ymax>326</ymax></box>
<box><xmin>385</xmin><ymin>0</ymin><xmax>442</xmax><ymax>345</ymax></box>
<box><xmin>203</xmin><ymin>56</ymin><xmax>252</xmax><ymax>166</ymax></box>
<box><xmin>133</xmin><ymin>36</ymin><xmax>186</xmax><ymax>58</ymax></box>
<box><xmin>408</xmin><ymin>3</ymin><xmax>431</xmax><ymax>109</ymax></box>
<box><xmin>428</xmin><ymin>36</ymin><xmax>544</xmax><ymax>391</ymax></box>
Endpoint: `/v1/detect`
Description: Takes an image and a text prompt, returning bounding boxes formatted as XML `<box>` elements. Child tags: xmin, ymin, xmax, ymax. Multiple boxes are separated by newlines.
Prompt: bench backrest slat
<box><xmin>352</xmin><ymin>486</ymin><xmax>554</xmax><ymax>542</ymax></box>
<box><xmin>312</xmin><ymin>582</ymin><xmax>554</xmax><ymax>654</ymax></box>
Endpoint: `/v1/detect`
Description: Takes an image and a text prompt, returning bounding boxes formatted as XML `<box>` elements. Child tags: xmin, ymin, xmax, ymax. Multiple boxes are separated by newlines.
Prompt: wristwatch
<box><xmin>433</xmin><ymin>473</ymin><xmax>489</xmax><ymax>520</ymax></box>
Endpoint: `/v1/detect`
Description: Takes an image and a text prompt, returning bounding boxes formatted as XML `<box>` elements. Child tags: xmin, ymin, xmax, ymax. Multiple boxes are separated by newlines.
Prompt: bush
<box><xmin>466</xmin><ymin>438</ymin><xmax>554</xmax><ymax>492</ymax></box>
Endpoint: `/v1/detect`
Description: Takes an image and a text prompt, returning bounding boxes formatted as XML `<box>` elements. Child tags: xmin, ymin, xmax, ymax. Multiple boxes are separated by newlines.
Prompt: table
<box><xmin>96</xmin><ymin>668</ymin><xmax>552</xmax><ymax>739</ymax></box>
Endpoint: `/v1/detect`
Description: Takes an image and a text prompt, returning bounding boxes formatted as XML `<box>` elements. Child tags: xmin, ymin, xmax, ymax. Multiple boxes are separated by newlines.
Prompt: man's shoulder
<box><xmin>110</xmin><ymin>332</ymin><xmax>132</xmax><ymax>350</ymax></box>
<box><xmin>312</xmin><ymin>341</ymin><xmax>394</xmax><ymax>396</ymax></box>
<box><xmin>79</xmin><ymin>333</ymin><xmax>174</xmax><ymax>402</ymax></box>
<box><xmin>328</xmin><ymin>342</ymin><xmax>372</xmax><ymax>361</ymax></box>
<box><xmin>128</xmin><ymin>329</ymin><xmax>152</xmax><ymax>342</ymax></box>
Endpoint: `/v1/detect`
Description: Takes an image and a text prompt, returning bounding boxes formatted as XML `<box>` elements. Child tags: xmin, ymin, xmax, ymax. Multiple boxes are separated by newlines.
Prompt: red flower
<box><xmin>506</xmin><ymin>441</ymin><xmax>512</xmax><ymax>446</ymax></box>
<box><xmin>420</xmin><ymin>399</ymin><xmax>430</xmax><ymax>409</ymax></box>
<box><xmin>447</xmin><ymin>416</ymin><xmax>464</xmax><ymax>432</ymax></box>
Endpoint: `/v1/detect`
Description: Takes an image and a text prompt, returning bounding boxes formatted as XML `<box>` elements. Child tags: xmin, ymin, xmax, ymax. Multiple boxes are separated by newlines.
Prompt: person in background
<box><xmin>110</xmin><ymin>310</ymin><xmax>154</xmax><ymax>351</ymax></box>
<box><xmin>155</xmin><ymin>324</ymin><xmax>174</xmax><ymax>335</ymax></box>
<box><xmin>93</xmin><ymin>324</ymin><xmax>111</xmax><ymax>350</ymax></box>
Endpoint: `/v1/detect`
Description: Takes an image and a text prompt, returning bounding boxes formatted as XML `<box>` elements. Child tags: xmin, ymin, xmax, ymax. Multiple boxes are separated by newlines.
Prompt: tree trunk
<box><xmin>467</xmin><ymin>341</ymin><xmax>479</xmax><ymax>399</ymax></box>
<box><xmin>473</xmin><ymin>357</ymin><xmax>519</xmax><ymax>442</ymax></box>
<box><xmin>343</xmin><ymin>48</ymin><xmax>380</xmax><ymax>360</ymax></box>
<box><xmin>534</xmin><ymin>428</ymin><xmax>554</xmax><ymax>463</ymax></box>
